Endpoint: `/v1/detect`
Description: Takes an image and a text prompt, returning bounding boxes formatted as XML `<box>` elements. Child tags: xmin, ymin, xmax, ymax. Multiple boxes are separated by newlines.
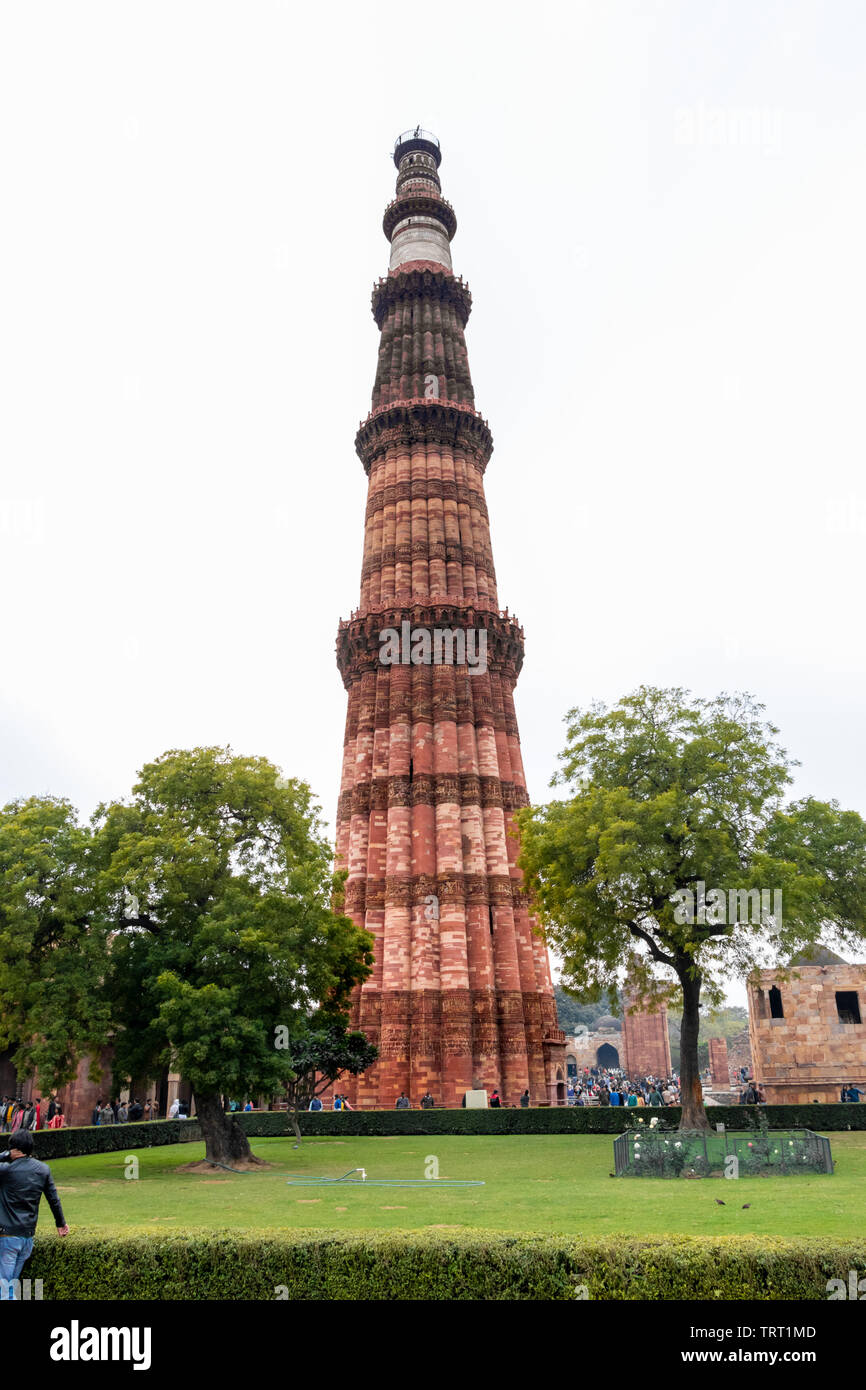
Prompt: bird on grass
<box><xmin>714</xmin><ymin>1198</ymin><xmax>726</xmax><ymax>1205</ymax></box>
<box><xmin>742</xmin><ymin>1203</ymin><xmax>751</xmax><ymax>1209</ymax></box>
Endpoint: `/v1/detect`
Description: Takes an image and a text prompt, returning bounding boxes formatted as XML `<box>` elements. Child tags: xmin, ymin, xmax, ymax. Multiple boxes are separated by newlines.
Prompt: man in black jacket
<box><xmin>0</xmin><ymin>1129</ymin><xmax>69</xmax><ymax>1299</ymax></box>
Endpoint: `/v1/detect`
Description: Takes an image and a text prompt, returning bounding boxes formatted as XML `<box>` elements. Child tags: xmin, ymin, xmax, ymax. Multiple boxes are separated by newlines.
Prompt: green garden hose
<box><xmin>197</xmin><ymin>1162</ymin><xmax>484</xmax><ymax>1186</ymax></box>
<box><xmin>285</xmin><ymin>1167</ymin><xmax>484</xmax><ymax>1187</ymax></box>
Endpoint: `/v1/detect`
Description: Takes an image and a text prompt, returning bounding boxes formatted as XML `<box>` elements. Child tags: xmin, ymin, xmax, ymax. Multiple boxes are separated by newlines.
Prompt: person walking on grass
<box><xmin>0</xmin><ymin>1129</ymin><xmax>69</xmax><ymax>1299</ymax></box>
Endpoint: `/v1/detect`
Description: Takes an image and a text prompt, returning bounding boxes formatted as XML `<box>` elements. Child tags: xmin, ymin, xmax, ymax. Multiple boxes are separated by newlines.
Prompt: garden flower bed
<box><xmin>613</xmin><ymin>1117</ymin><xmax>833</xmax><ymax>1177</ymax></box>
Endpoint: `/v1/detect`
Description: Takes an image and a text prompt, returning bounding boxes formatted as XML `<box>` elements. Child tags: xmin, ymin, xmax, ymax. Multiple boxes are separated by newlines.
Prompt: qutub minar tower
<box><xmin>335</xmin><ymin>129</ymin><xmax>567</xmax><ymax>1108</ymax></box>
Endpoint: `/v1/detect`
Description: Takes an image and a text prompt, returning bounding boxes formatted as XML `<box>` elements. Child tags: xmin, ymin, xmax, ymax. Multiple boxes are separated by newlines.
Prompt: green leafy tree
<box><xmin>281</xmin><ymin>1023</ymin><xmax>378</xmax><ymax>1140</ymax></box>
<box><xmin>92</xmin><ymin>747</ymin><xmax>374</xmax><ymax>1164</ymax></box>
<box><xmin>518</xmin><ymin>688</ymin><xmax>866</xmax><ymax>1129</ymax></box>
<box><xmin>667</xmin><ymin>1005</ymin><xmax>748</xmax><ymax>1072</ymax></box>
<box><xmin>0</xmin><ymin>749</ymin><xmax>374</xmax><ymax>1166</ymax></box>
<box><xmin>0</xmin><ymin>796</ymin><xmax>111</xmax><ymax>1090</ymax></box>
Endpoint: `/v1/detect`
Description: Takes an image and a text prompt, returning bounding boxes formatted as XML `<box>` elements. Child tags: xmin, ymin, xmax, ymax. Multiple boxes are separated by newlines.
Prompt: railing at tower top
<box><xmin>393</xmin><ymin>128</ymin><xmax>440</xmax><ymax>152</ymax></box>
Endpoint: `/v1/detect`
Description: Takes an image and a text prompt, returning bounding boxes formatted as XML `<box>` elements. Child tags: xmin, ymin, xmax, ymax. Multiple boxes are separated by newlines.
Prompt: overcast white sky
<box><xmin>2</xmin><ymin>3</ymin><xmax>864</xmax><ymax>1001</ymax></box>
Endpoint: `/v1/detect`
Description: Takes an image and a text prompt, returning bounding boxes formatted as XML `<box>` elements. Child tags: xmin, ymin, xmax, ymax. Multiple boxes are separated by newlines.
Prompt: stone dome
<box><xmin>594</xmin><ymin>1014</ymin><xmax>621</xmax><ymax>1032</ymax></box>
<box><xmin>788</xmin><ymin>945</ymin><xmax>847</xmax><ymax>967</ymax></box>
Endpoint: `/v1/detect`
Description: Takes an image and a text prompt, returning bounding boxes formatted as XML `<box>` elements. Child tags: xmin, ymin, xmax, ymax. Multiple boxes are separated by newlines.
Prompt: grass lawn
<box><xmin>46</xmin><ymin>1132</ymin><xmax>866</xmax><ymax>1238</ymax></box>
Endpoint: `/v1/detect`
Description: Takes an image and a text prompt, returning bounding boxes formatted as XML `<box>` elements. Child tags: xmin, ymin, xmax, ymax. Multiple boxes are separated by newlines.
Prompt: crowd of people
<box><xmin>7</xmin><ymin>1074</ymin><xmax>860</xmax><ymax>1130</ymax></box>
<box><xmin>1</xmin><ymin>1095</ymin><xmax>66</xmax><ymax>1131</ymax></box>
<box><xmin>567</xmin><ymin>1066</ymin><xmax>682</xmax><ymax>1107</ymax></box>
<box><xmin>304</xmin><ymin>1086</ymin><xmax>530</xmax><ymax>1111</ymax></box>
<box><xmin>1</xmin><ymin>1094</ymin><xmax>193</xmax><ymax>1131</ymax></box>
<box><xmin>92</xmin><ymin>1096</ymin><xmax>190</xmax><ymax>1123</ymax></box>
<box><xmin>90</xmin><ymin>1097</ymin><xmax>155</xmax><ymax>1124</ymax></box>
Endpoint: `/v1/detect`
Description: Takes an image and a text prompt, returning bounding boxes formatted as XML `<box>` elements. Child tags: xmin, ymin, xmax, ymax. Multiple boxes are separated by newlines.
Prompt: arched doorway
<box><xmin>596</xmin><ymin>1043</ymin><xmax>619</xmax><ymax>1068</ymax></box>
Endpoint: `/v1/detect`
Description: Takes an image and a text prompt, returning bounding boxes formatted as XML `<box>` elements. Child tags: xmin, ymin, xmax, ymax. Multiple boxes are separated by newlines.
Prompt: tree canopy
<box><xmin>0</xmin><ymin>747</ymin><xmax>375</xmax><ymax>1163</ymax></box>
<box><xmin>518</xmin><ymin>687</ymin><xmax>866</xmax><ymax>1127</ymax></box>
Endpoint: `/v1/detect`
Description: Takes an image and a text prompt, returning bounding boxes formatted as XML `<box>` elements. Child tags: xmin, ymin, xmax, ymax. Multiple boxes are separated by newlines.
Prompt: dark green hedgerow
<box><xmin>0</xmin><ymin>1120</ymin><xmax>203</xmax><ymax>1160</ymax></box>
<box><xmin>233</xmin><ymin>1103</ymin><xmax>866</xmax><ymax>1138</ymax></box>
<box><xmin>25</xmin><ymin>1230</ymin><xmax>866</xmax><ymax>1301</ymax></box>
<box><xmin>6</xmin><ymin>1103</ymin><xmax>864</xmax><ymax>1160</ymax></box>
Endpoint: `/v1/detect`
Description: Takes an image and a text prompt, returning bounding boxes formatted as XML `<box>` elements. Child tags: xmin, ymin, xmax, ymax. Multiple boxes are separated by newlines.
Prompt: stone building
<box><xmin>565</xmin><ymin>1001</ymin><xmax>674</xmax><ymax>1080</ymax></box>
<box><xmin>566</xmin><ymin>1016</ymin><xmax>624</xmax><ymax>1075</ymax></box>
<box><xmin>333</xmin><ymin>130</ymin><xmax>566</xmax><ymax>1107</ymax></box>
<box><xmin>748</xmin><ymin>948</ymin><xmax>866</xmax><ymax>1103</ymax></box>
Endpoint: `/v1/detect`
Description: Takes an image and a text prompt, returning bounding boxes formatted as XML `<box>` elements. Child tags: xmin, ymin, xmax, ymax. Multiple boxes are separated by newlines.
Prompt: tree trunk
<box><xmin>194</xmin><ymin>1091</ymin><xmax>254</xmax><ymax>1166</ymax></box>
<box><xmin>677</xmin><ymin>966</ymin><xmax>709</xmax><ymax>1130</ymax></box>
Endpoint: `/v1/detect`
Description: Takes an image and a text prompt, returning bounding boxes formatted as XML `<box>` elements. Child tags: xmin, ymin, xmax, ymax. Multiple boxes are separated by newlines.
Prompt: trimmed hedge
<box><xmin>5</xmin><ymin>1103</ymin><xmax>864</xmax><ymax>1159</ymax></box>
<box><xmin>25</xmin><ymin>1229</ymin><xmax>866</xmax><ymax>1300</ymax></box>
<box><xmin>0</xmin><ymin>1119</ymin><xmax>202</xmax><ymax>1161</ymax></box>
<box><xmin>232</xmin><ymin>1103</ymin><xmax>866</xmax><ymax>1139</ymax></box>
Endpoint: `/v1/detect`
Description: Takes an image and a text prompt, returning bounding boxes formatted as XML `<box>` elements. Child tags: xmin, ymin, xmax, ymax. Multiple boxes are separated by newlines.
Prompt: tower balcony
<box><xmin>354</xmin><ymin>397</ymin><xmax>493</xmax><ymax>474</ymax></box>
<box><xmin>393</xmin><ymin>128</ymin><xmax>441</xmax><ymax>167</ymax></box>
<box><xmin>383</xmin><ymin>194</ymin><xmax>457</xmax><ymax>242</ymax></box>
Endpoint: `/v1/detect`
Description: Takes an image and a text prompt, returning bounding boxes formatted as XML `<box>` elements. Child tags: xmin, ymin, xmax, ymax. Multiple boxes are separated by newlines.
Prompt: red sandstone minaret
<box><xmin>335</xmin><ymin>130</ymin><xmax>566</xmax><ymax>1108</ymax></box>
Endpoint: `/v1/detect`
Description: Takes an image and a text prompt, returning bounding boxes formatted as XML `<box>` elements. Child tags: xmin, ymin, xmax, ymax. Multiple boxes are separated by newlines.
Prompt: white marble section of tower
<box><xmin>387</xmin><ymin>130</ymin><xmax>454</xmax><ymax>272</ymax></box>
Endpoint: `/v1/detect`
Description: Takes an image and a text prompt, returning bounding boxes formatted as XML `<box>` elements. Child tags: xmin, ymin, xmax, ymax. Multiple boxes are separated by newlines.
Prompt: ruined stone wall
<box><xmin>748</xmin><ymin>964</ymin><xmax>866</xmax><ymax>1103</ymax></box>
<box><xmin>726</xmin><ymin>1028</ymin><xmax>753</xmax><ymax>1079</ymax></box>
<box><xmin>708</xmin><ymin>1036</ymin><xmax>730</xmax><ymax>1086</ymax></box>
<box><xmin>621</xmin><ymin>1000</ymin><xmax>673</xmax><ymax>1079</ymax></box>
